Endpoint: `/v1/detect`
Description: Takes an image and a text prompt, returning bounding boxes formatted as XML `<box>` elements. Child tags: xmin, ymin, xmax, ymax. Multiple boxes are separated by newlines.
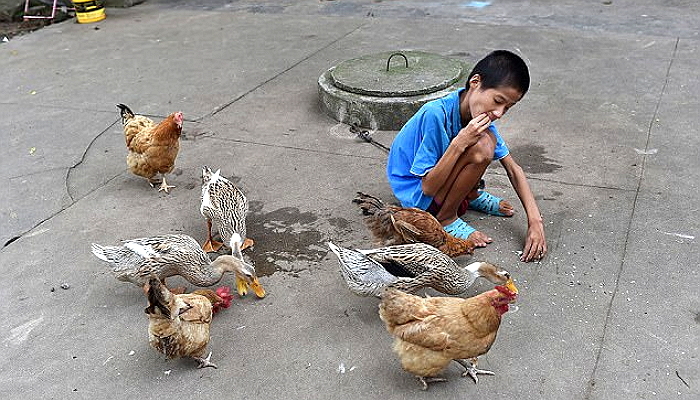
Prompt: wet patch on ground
<box><xmin>510</xmin><ymin>144</ymin><xmax>562</xmax><ymax>174</ymax></box>
<box><xmin>242</xmin><ymin>203</ymin><xmax>353</xmax><ymax>277</ymax></box>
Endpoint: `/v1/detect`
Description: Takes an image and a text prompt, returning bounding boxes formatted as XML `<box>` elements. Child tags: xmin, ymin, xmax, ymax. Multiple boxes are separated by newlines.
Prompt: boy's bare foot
<box><xmin>498</xmin><ymin>199</ymin><xmax>515</xmax><ymax>216</ymax></box>
<box><xmin>467</xmin><ymin>230</ymin><xmax>493</xmax><ymax>247</ymax></box>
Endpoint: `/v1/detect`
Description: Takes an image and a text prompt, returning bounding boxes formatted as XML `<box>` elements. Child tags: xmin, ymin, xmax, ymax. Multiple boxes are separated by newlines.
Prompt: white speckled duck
<box><xmin>200</xmin><ymin>166</ymin><xmax>253</xmax><ymax>253</ymax></box>
<box><xmin>91</xmin><ymin>233</ymin><xmax>266</xmax><ymax>298</ymax></box>
<box><xmin>327</xmin><ymin>241</ymin><xmax>511</xmax><ymax>298</ymax></box>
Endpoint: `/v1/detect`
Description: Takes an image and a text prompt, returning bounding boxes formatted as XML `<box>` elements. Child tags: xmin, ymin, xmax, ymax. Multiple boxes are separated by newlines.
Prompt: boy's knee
<box><xmin>468</xmin><ymin>136</ymin><xmax>496</xmax><ymax>165</ymax></box>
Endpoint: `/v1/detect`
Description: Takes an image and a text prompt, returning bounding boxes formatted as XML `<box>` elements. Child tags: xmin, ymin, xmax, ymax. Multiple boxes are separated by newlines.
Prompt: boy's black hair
<box><xmin>467</xmin><ymin>50</ymin><xmax>530</xmax><ymax>95</ymax></box>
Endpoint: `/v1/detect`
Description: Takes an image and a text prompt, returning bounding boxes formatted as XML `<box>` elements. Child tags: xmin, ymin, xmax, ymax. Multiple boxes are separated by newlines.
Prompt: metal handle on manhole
<box><xmin>386</xmin><ymin>52</ymin><xmax>409</xmax><ymax>71</ymax></box>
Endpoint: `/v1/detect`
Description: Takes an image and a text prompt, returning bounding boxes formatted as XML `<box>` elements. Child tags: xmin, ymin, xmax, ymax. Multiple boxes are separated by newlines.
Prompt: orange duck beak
<box><xmin>504</xmin><ymin>277</ymin><xmax>518</xmax><ymax>295</ymax></box>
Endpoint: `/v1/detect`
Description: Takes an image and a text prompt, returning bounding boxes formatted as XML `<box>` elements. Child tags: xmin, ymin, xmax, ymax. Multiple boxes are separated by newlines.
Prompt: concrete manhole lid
<box><xmin>329</xmin><ymin>51</ymin><xmax>465</xmax><ymax>97</ymax></box>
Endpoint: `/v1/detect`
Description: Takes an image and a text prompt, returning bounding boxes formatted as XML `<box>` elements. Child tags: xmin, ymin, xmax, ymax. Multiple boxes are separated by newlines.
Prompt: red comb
<box><xmin>214</xmin><ymin>286</ymin><xmax>233</xmax><ymax>311</ymax></box>
<box><xmin>216</xmin><ymin>286</ymin><xmax>230</xmax><ymax>296</ymax></box>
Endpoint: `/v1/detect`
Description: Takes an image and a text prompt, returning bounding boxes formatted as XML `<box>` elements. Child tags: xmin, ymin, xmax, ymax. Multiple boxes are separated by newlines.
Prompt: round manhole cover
<box><xmin>318</xmin><ymin>50</ymin><xmax>469</xmax><ymax>130</ymax></box>
<box><xmin>329</xmin><ymin>51</ymin><xmax>465</xmax><ymax>97</ymax></box>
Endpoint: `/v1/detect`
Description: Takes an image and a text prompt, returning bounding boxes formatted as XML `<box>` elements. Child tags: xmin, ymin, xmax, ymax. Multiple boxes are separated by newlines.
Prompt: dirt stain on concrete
<box><xmin>510</xmin><ymin>144</ymin><xmax>561</xmax><ymax>174</ymax></box>
<box><xmin>243</xmin><ymin>202</ymin><xmax>350</xmax><ymax>277</ymax></box>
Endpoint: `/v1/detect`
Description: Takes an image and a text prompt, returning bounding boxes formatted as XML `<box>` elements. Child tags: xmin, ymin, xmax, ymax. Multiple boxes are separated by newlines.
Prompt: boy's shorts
<box><xmin>427</xmin><ymin>198</ymin><xmax>470</xmax><ymax>217</ymax></box>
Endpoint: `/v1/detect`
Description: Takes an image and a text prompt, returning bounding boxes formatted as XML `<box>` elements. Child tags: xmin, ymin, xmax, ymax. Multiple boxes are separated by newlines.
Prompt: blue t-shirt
<box><xmin>386</xmin><ymin>89</ymin><xmax>509</xmax><ymax>210</ymax></box>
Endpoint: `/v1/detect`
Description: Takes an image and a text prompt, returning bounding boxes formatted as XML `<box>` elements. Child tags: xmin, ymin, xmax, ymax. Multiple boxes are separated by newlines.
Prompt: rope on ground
<box><xmin>350</xmin><ymin>123</ymin><xmax>390</xmax><ymax>153</ymax></box>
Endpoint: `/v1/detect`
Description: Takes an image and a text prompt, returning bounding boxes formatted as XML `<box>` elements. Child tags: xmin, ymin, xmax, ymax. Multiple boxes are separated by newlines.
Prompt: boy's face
<box><xmin>467</xmin><ymin>77</ymin><xmax>523</xmax><ymax>122</ymax></box>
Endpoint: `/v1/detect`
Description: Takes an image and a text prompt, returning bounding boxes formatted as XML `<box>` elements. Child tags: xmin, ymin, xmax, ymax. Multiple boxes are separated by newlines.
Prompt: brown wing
<box><xmin>153</xmin><ymin>293</ymin><xmax>212</xmax><ymax>359</ymax></box>
<box><xmin>381</xmin><ymin>289</ymin><xmax>499</xmax><ymax>359</ymax></box>
<box><xmin>146</xmin><ymin>285</ymin><xmax>212</xmax><ymax>360</ymax></box>
<box><xmin>177</xmin><ymin>294</ymin><xmax>213</xmax><ymax>324</ymax></box>
<box><xmin>389</xmin><ymin>207</ymin><xmax>449</xmax><ymax>247</ymax></box>
<box><xmin>355</xmin><ymin>193</ymin><xmax>473</xmax><ymax>256</ymax></box>
<box><xmin>128</xmin><ymin>140</ymin><xmax>179</xmax><ymax>169</ymax></box>
<box><xmin>124</xmin><ymin>115</ymin><xmax>155</xmax><ymax>149</ymax></box>
<box><xmin>380</xmin><ymin>289</ymin><xmax>464</xmax><ymax>331</ymax></box>
<box><xmin>126</xmin><ymin>115</ymin><xmax>181</xmax><ymax>177</ymax></box>
<box><xmin>379</xmin><ymin>288</ymin><xmax>433</xmax><ymax>329</ymax></box>
<box><xmin>390</xmin><ymin>207</ymin><xmax>476</xmax><ymax>257</ymax></box>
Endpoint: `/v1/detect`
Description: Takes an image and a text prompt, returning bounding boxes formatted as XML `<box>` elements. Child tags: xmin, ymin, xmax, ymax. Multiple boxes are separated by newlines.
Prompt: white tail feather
<box><xmin>90</xmin><ymin>243</ymin><xmax>108</xmax><ymax>261</ymax></box>
<box><xmin>327</xmin><ymin>241</ymin><xmax>397</xmax><ymax>297</ymax></box>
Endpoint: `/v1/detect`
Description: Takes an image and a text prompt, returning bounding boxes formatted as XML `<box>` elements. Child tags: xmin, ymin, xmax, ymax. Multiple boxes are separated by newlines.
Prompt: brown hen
<box><xmin>378</xmin><ymin>280</ymin><xmax>518</xmax><ymax>390</ymax></box>
<box><xmin>117</xmin><ymin>104</ymin><xmax>183</xmax><ymax>192</ymax></box>
<box><xmin>353</xmin><ymin>192</ymin><xmax>475</xmax><ymax>257</ymax></box>
<box><xmin>144</xmin><ymin>277</ymin><xmax>219</xmax><ymax>368</ymax></box>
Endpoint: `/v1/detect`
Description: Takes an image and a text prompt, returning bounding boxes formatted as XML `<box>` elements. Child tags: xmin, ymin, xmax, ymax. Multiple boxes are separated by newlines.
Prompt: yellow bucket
<box><xmin>72</xmin><ymin>0</ymin><xmax>106</xmax><ymax>24</ymax></box>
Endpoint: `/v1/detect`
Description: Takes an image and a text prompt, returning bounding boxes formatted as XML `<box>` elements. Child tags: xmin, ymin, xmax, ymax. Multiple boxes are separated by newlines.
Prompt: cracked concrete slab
<box><xmin>1</xmin><ymin>7</ymin><xmax>366</xmax><ymax>120</ymax></box>
<box><xmin>586</xmin><ymin>41</ymin><xmax>700</xmax><ymax>398</ymax></box>
<box><xmin>0</xmin><ymin>104</ymin><xmax>117</xmax><ymax>246</ymax></box>
<box><xmin>0</xmin><ymin>1</ymin><xmax>698</xmax><ymax>399</ymax></box>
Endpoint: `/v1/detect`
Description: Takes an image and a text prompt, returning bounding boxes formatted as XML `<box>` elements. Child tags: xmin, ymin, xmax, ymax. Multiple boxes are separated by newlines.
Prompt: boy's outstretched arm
<box><xmin>499</xmin><ymin>155</ymin><xmax>547</xmax><ymax>262</ymax></box>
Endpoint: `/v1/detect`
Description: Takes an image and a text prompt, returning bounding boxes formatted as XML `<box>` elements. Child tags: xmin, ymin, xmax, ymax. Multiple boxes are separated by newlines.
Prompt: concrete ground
<box><xmin>1</xmin><ymin>1</ymin><xmax>698</xmax><ymax>398</ymax></box>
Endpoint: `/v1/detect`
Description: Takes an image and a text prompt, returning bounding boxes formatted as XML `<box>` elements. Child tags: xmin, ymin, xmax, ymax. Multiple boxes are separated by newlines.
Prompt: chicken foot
<box><xmin>417</xmin><ymin>376</ymin><xmax>447</xmax><ymax>390</ymax></box>
<box><xmin>193</xmin><ymin>351</ymin><xmax>218</xmax><ymax>369</ymax></box>
<box><xmin>157</xmin><ymin>174</ymin><xmax>175</xmax><ymax>193</ymax></box>
<box><xmin>454</xmin><ymin>358</ymin><xmax>494</xmax><ymax>384</ymax></box>
<box><xmin>144</xmin><ymin>175</ymin><xmax>175</xmax><ymax>193</ymax></box>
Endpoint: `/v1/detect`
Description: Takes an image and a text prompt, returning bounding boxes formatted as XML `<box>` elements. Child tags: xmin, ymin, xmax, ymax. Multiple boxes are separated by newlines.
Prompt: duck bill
<box><xmin>235</xmin><ymin>276</ymin><xmax>249</xmax><ymax>296</ymax></box>
<box><xmin>505</xmin><ymin>277</ymin><xmax>519</xmax><ymax>295</ymax></box>
<box><xmin>250</xmin><ymin>277</ymin><xmax>266</xmax><ymax>298</ymax></box>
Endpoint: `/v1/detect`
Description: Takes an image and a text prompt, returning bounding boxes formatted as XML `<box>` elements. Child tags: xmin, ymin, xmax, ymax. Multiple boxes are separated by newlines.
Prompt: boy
<box><xmin>386</xmin><ymin>50</ymin><xmax>546</xmax><ymax>262</ymax></box>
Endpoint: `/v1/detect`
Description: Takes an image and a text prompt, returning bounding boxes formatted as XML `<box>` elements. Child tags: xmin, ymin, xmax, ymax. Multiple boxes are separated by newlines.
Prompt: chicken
<box><xmin>378</xmin><ymin>279</ymin><xmax>518</xmax><ymax>390</ymax></box>
<box><xmin>327</xmin><ymin>241</ymin><xmax>510</xmax><ymax>297</ymax></box>
<box><xmin>117</xmin><ymin>103</ymin><xmax>183</xmax><ymax>193</ymax></box>
<box><xmin>144</xmin><ymin>277</ymin><xmax>220</xmax><ymax>368</ymax></box>
<box><xmin>353</xmin><ymin>192</ymin><xmax>476</xmax><ymax>257</ymax></box>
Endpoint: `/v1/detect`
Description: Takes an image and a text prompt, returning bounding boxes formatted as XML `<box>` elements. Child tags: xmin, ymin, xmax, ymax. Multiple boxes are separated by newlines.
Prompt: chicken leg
<box><xmin>455</xmin><ymin>358</ymin><xmax>494</xmax><ymax>384</ymax></box>
<box><xmin>193</xmin><ymin>351</ymin><xmax>218</xmax><ymax>369</ymax></box>
<box><xmin>417</xmin><ymin>376</ymin><xmax>447</xmax><ymax>390</ymax></box>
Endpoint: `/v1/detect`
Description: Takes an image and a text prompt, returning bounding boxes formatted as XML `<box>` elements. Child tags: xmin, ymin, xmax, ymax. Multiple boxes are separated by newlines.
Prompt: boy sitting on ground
<box><xmin>386</xmin><ymin>50</ymin><xmax>547</xmax><ymax>262</ymax></box>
